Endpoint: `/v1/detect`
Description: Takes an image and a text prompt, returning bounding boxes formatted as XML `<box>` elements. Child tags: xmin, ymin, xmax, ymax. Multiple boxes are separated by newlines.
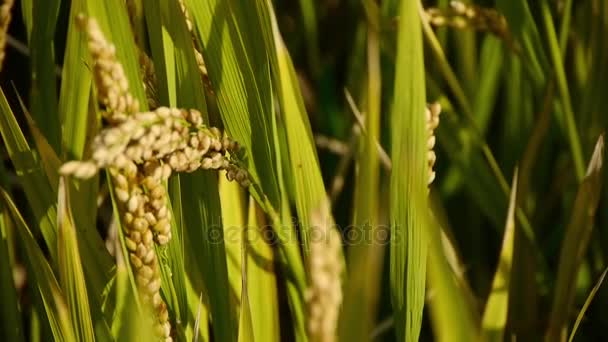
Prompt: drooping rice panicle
<box><xmin>424</xmin><ymin>1</ymin><xmax>511</xmax><ymax>44</ymax></box>
<box><xmin>0</xmin><ymin>0</ymin><xmax>14</xmax><ymax>70</ymax></box>
<box><xmin>59</xmin><ymin>16</ymin><xmax>251</xmax><ymax>341</ymax></box>
<box><xmin>306</xmin><ymin>200</ymin><xmax>343</xmax><ymax>342</ymax></box>
<box><xmin>426</xmin><ymin>102</ymin><xmax>441</xmax><ymax>187</ymax></box>
<box><xmin>177</xmin><ymin>0</ymin><xmax>213</xmax><ymax>93</ymax></box>
<box><xmin>76</xmin><ymin>14</ymin><xmax>140</xmax><ymax>123</ymax></box>
<box><xmin>125</xmin><ymin>0</ymin><xmax>159</xmax><ymax>109</ymax></box>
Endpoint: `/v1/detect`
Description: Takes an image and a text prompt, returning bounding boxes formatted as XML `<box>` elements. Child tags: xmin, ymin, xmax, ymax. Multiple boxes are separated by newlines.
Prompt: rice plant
<box><xmin>0</xmin><ymin>0</ymin><xmax>606</xmax><ymax>341</ymax></box>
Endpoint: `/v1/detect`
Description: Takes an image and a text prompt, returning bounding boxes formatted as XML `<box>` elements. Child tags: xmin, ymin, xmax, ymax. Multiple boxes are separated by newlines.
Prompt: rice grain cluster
<box><xmin>306</xmin><ymin>201</ymin><xmax>343</xmax><ymax>342</ymax></box>
<box><xmin>59</xmin><ymin>15</ymin><xmax>249</xmax><ymax>342</ymax></box>
<box><xmin>426</xmin><ymin>102</ymin><xmax>441</xmax><ymax>187</ymax></box>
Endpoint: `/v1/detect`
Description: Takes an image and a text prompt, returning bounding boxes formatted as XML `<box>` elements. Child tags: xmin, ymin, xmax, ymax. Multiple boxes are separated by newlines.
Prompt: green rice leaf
<box><xmin>59</xmin><ymin>0</ymin><xmax>92</xmax><ymax>160</ymax></box>
<box><xmin>20</xmin><ymin>89</ymin><xmax>112</xmax><ymax>327</ymax></box>
<box><xmin>261</xmin><ymin>0</ymin><xmax>328</xmax><ymax>257</ymax></box>
<box><xmin>56</xmin><ymin>177</ymin><xmax>96</xmax><ymax>342</ymax></box>
<box><xmin>164</xmin><ymin>175</ymin><xmax>190</xmax><ymax>332</ymax></box>
<box><xmin>340</xmin><ymin>1</ymin><xmax>384</xmax><ymax>339</ymax></box>
<box><xmin>237</xmin><ymin>288</ymin><xmax>254</xmax><ymax>342</ymax></box>
<box><xmin>182</xmin><ymin>171</ymin><xmax>236</xmax><ymax>342</ymax></box>
<box><xmin>0</xmin><ymin>204</ymin><xmax>25</xmax><ymax>342</ymax></box>
<box><xmin>496</xmin><ymin>0</ymin><xmax>549</xmax><ymax>87</ymax></box>
<box><xmin>238</xmin><ymin>219</ymin><xmax>254</xmax><ymax>342</ymax></box>
<box><xmin>389</xmin><ymin>0</ymin><xmax>428</xmax><ymax>340</ymax></box>
<box><xmin>0</xmin><ymin>86</ymin><xmax>58</xmax><ymax>260</ymax></box>
<box><xmin>472</xmin><ymin>36</ymin><xmax>503</xmax><ymax>134</ymax></box>
<box><xmin>18</xmin><ymin>98</ymin><xmax>60</xmax><ymax>193</ymax></box>
<box><xmin>186</xmin><ymin>2</ymin><xmax>309</xmax><ymax>341</ymax></box>
<box><xmin>568</xmin><ymin>268</ymin><xmax>608</xmax><ymax>342</ymax></box>
<box><xmin>55</xmin><ymin>3</ymin><xmax>107</xmax><ymax>305</ymax></box>
<box><xmin>219</xmin><ymin>176</ymin><xmax>245</xmax><ymax>307</ymax></box>
<box><xmin>153</xmin><ymin>0</ymin><xmax>210</xmax><ymax>325</ymax></box>
<box><xmin>20</xmin><ymin>0</ymin><xmax>33</xmax><ymax>39</ymax></box>
<box><xmin>482</xmin><ymin>170</ymin><xmax>518</xmax><ymax>341</ymax></box>
<box><xmin>186</xmin><ymin>276</ymin><xmax>209</xmax><ymax>342</ymax></box>
<box><xmin>142</xmin><ymin>0</ymin><xmax>176</xmax><ymax>107</ymax></box>
<box><xmin>546</xmin><ymin>135</ymin><xmax>604</xmax><ymax>342</ymax></box>
<box><xmin>0</xmin><ymin>188</ymin><xmax>76</xmax><ymax>342</ymax></box>
<box><xmin>29</xmin><ymin>0</ymin><xmax>61</xmax><ymax>151</ymax></box>
<box><xmin>245</xmin><ymin>199</ymin><xmax>280</xmax><ymax>342</ymax></box>
<box><xmin>426</xmin><ymin>199</ymin><xmax>479</xmax><ymax>342</ymax></box>
<box><xmin>1</xmin><ymin>87</ymin><xmax>113</xmax><ymax>330</ymax></box>
<box><xmin>184</xmin><ymin>0</ymin><xmax>281</xmax><ymax>208</ymax></box>
<box><xmin>297</xmin><ymin>0</ymin><xmax>321</xmax><ymax>78</ymax></box>
<box><xmin>539</xmin><ymin>0</ymin><xmax>585</xmax><ymax>181</ymax></box>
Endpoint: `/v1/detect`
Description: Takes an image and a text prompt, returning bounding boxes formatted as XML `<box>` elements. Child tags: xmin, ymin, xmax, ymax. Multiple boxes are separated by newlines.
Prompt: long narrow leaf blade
<box><xmin>57</xmin><ymin>178</ymin><xmax>96</xmax><ymax>342</ymax></box>
<box><xmin>568</xmin><ymin>268</ymin><xmax>608</xmax><ymax>342</ymax></box>
<box><xmin>0</xmin><ymin>189</ymin><xmax>76</xmax><ymax>342</ymax></box>
<box><xmin>0</xmin><ymin>86</ymin><xmax>58</xmax><ymax>260</ymax></box>
<box><xmin>0</xmin><ymin>204</ymin><xmax>25</xmax><ymax>342</ymax></box>
<box><xmin>182</xmin><ymin>172</ymin><xmax>236</xmax><ymax>342</ymax></box>
<box><xmin>390</xmin><ymin>0</ymin><xmax>428</xmax><ymax>340</ymax></box>
<box><xmin>185</xmin><ymin>0</ymin><xmax>281</xmax><ymax>208</ymax></box>
<box><xmin>546</xmin><ymin>135</ymin><xmax>604</xmax><ymax>341</ymax></box>
<box><xmin>482</xmin><ymin>170</ymin><xmax>518</xmax><ymax>341</ymax></box>
<box><xmin>246</xmin><ymin>200</ymin><xmax>280</xmax><ymax>342</ymax></box>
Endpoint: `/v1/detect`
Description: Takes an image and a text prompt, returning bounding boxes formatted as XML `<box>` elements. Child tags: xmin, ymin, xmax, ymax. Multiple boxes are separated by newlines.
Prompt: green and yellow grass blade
<box><xmin>19</xmin><ymin>0</ymin><xmax>32</xmax><ymax>38</ymax></box>
<box><xmin>422</xmin><ymin>21</ymin><xmax>535</xmax><ymax>242</ymax></box>
<box><xmin>261</xmin><ymin>2</ymin><xmax>343</xmax><ymax>340</ymax></box>
<box><xmin>54</xmin><ymin>1</ymin><xmax>112</xmax><ymax>311</ymax></box>
<box><xmin>56</xmin><ymin>178</ymin><xmax>97</xmax><ymax>342</ymax></box>
<box><xmin>482</xmin><ymin>170</ymin><xmax>518</xmax><ymax>341</ymax></box>
<box><xmin>219</xmin><ymin>175</ymin><xmax>245</xmax><ymax>306</ymax></box>
<box><xmin>18</xmin><ymin>99</ymin><xmax>60</xmax><ymax>192</ymax></box>
<box><xmin>181</xmin><ymin>172</ymin><xmax>236</xmax><ymax>342</ymax></box>
<box><xmin>238</xmin><ymin>211</ymin><xmax>254</xmax><ymax>342</ymax></box>
<box><xmin>29</xmin><ymin>0</ymin><xmax>60</xmax><ymax>151</ymax></box>
<box><xmin>59</xmin><ymin>0</ymin><xmax>92</xmax><ymax>160</ymax></box>
<box><xmin>18</xmin><ymin>92</ymin><xmax>114</xmax><ymax>324</ymax></box>
<box><xmin>389</xmin><ymin>0</ymin><xmax>428</xmax><ymax>340</ymax></box>
<box><xmin>184</xmin><ymin>0</ymin><xmax>281</xmax><ymax>209</ymax></box>
<box><xmin>141</xmin><ymin>0</ymin><xmax>185</xmax><ymax>322</ymax></box>
<box><xmin>0</xmin><ymin>189</ymin><xmax>76</xmax><ymax>342</ymax></box>
<box><xmin>0</xmin><ymin>86</ymin><xmax>58</xmax><ymax>260</ymax></box>
<box><xmin>472</xmin><ymin>36</ymin><xmax>503</xmax><ymax>134</ymax></box>
<box><xmin>427</xmin><ymin>203</ymin><xmax>479</xmax><ymax>342</ymax></box>
<box><xmin>142</xmin><ymin>0</ymin><xmax>176</xmax><ymax>107</ymax></box>
<box><xmin>568</xmin><ymin>268</ymin><xmax>608</xmax><ymax>342</ymax></box>
<box><xmin>3</xmin><ymin>86</ymin><xmax>114</xmax><ymax>335</ymax></box>
<box><xmin>496</xmin><ymin>0</ymin><xmax>548</xmax><ymax>87</ymax></box>
<box><xmin>186</xmin><ymin>276</ymin><xmax>209</xmax><ymax>342</ymax></box>
<box><xmin>297</xmin><ymin>0</ymin><xmax>321</xmax><ymax>78</ymax></box>
<box><xmin>539</xmin><ymin>0</ymin><xmax>584</xmax><ymax>181</ymax></box>
<box><xmin>245</xmin><ymin>200</ymin><xmax>280</xmax><ymax>342</ymax></box>
<box><xmin>237</xmin><ymin>284</ymin><xmax>254</xmax><ymax>342</ymax></box>
<box><xmin>166</xmin><ymin>176</ymin><xmax>191</xmax><ymax>339</ymax></box>
<box><xmin>546</xmin><ymin>135</ymin><xmax>604</xmax><ymax>341</ymax></box>
<box><xmin>148</xmin><ymin>0</ymin><xmax>209</xmax><ymax>326</ymax></box>
<box><xmin>340</xmin><ymin>1</ymin><xmax>384</xmax><ymax>339</ymax></box>
<box><xmin>0</xmin><ymin>203</ymin><xmax>25</xmax><ymax>342</ymax></box>
<box><xmin>261</xmin><ymin>0</ymin><xmax>330</xmax><ymax>259</ymax></box>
